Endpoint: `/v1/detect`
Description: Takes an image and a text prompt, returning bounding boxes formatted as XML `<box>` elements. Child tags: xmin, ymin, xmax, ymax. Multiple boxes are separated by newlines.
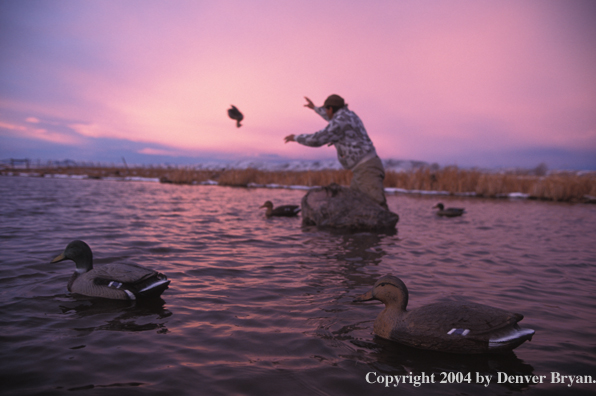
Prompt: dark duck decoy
<box><xmin>51</xmin><ymin>240</ymin><xmax>170</xmax><ymax>300</ymax></box>
<box><xmin>354</xmin><ymin>274</ymin><xmax>534</xmax><ymax>354</ymax></box>
<box><xmin>259</xmin><ymin>201</ymin><xmax>301</xmax><ymax>217</ymax></box>
<box><xmin>433</xmin><ymin>202</ymin><xmax>465</xmax><ymax>217</ymax></box>
<box><xmin>227</xmin><ymin>105</ymin><xmax>244</xmax><ymax>127</ymax></box>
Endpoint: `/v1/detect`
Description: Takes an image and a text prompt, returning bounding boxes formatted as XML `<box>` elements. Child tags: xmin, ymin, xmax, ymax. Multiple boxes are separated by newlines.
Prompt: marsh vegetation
<box><xmin>2</xmin><ymin>162</ymin><xmax>595</xmax><ymax>203</ymax></box>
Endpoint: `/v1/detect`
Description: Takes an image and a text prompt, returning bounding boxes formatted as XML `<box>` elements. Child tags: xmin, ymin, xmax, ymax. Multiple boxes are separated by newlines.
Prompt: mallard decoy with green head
<box><xmin>433</xmin><ymin>203</ymin><xmax>465</xmax><ymax>217</ymax></box>
<box><xmin>51</xmin><ymin>240</ymin><xmax>170</xmax><ymax>300</ymax></box>
<box><xmin>354</xmin><ymin>274</ymin><xmax>534</xmax><ymax>354</ymax></box>
<box><xmin>259</xmin><ymin>201</ymin><xmax>301</xmax><ymax>217</ymax></box>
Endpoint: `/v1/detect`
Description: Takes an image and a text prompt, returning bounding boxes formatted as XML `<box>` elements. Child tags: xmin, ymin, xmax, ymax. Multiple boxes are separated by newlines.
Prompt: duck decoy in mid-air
<box><xmin>259</xmin><ymin>201</ymin><xmax>301</xmax><ymax>217</ymax></box>
<box><xmin>433</xmin><ymin>203</ymin><xmax>465</xmax><ymax>217</ymax></box>
<box><xmin>227</xmin><ymin>105</ymin><xmax>244</xmax><ymax>127</ymax></box>
<box><xmin>51</xmin><ymin>240</ymin><xmax>170</xmax><ymax>300</ymax></box>
<box><xmin>354</xmin><ymin>274</ymin><xmax>535</xmax><ymax>354</ymax></box>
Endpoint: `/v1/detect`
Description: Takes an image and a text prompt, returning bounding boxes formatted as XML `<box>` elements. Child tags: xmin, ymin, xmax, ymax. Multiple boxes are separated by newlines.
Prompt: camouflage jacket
<box><xmin>295</xmin><ymin>106</ymin><xmax>377</xmax><ymax>170</ymax></box>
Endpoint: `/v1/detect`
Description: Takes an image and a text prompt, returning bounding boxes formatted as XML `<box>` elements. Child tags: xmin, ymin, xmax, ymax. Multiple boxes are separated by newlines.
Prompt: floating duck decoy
<box><xmin>227</xmin><ymin>105</ymin><xmax>244</xmax><ymax>127</ymax></box>
<box><xmin>354</xmin><ymin>274</ymin><xmax>534</xmax><ymax>354</ymax></box>
<box><xmin>51</xmin><ymin>240</ymin><xmax>170</xmax><ymax>300</ymax></box>
<box><xmin>259</xmin><ymin>201</ymin><xmax>301</xmax><ymax>217</ymax></box>
<box><xmin>433</xmin><ymin>203</ymin><xmax>465</xmax><ymax>217</ymax></box>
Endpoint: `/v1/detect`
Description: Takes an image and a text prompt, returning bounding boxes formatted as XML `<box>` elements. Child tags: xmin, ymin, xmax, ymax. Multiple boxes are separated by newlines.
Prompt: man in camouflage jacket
<box><xmin>284</xmin><ymin>94</ymin><xmax>387</xmax><ymax>209</ymax></box>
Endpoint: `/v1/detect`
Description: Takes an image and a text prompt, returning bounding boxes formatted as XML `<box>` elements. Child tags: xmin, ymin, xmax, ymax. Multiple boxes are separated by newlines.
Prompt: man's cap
<box><xmin>324</xmin><ymin>94</ymin><xmax>345</xmax><ymax>108</ymax></box>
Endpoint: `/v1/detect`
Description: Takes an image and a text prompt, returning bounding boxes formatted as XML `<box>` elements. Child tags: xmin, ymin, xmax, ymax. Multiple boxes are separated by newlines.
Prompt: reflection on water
<box><xmin>1</xmin><ymin>175</ymin><xmax>595</xmax><ymax>395</ymax></box>
<box><xmin>58</xmin><ymin>297</ymin><xmax>172</xmax><ymax>334</ymax></box>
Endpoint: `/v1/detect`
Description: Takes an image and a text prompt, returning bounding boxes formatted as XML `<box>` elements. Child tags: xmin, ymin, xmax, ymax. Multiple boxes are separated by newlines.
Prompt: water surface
<box><xmin>1</xmin><ymin>175</ymin><xmax>595</xmax><ymax>395</ymax></box>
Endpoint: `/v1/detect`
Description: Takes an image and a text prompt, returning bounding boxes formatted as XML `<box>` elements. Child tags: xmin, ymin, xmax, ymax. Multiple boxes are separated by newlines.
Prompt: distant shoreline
<box><xmin>2</xmin><ymin>164</ymin><xmax>595</xmax><ymax>204</ymax></box>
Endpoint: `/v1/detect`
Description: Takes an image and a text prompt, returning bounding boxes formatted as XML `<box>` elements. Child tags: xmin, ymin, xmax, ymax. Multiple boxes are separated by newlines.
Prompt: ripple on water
<box><xmin>1</xmin><ymin>176</ymin><xmax>596</xmax><ymax>395</ymax></box>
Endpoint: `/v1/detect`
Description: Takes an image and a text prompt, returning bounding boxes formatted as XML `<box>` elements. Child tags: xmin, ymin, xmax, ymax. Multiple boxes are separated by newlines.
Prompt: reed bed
<box><xmin>3</xmin><ymin>164</ymin><xmax>595</xmax><ymax>203</ymax></box>
<box><xmin>384</xmin><ymin>166</ymin><xmax>596</xmax><ymax>202</ymax></box>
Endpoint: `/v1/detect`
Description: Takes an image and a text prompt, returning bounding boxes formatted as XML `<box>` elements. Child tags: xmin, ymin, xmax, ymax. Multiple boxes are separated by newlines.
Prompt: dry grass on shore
<box><xmin>3</xmin><ymin>164</ymin><xmax>595</xmax><ymax>203</ymax></box>
<box><xmin>385</xmin><ymin>166</ymin><xmax>596</xmax><ymax>202</ymax></box>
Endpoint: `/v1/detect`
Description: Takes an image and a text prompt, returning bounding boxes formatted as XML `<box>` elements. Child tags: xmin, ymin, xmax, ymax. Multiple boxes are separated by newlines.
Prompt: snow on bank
<box><xmin>36</xmin><ymin>173</ymin><xmax>161</xmax><ymax>183</ymax></box>
<box><xmin>44</xmin><ymin>173</ymin><xmax>88</xmax><ymax>179</ymax></box>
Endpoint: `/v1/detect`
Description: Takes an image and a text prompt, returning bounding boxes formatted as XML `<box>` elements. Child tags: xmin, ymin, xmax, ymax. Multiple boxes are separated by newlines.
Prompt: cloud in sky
<box><xmin>1</xmin><ymin>0</ymin><xmax>595</xmax><ymax>169</ymax></box>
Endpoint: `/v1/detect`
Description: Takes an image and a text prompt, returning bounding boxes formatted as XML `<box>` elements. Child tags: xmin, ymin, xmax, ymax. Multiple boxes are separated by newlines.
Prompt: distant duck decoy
<box><xmin>259</xmin><ymin>201</ymin><xmax>301</xmax><ymax>217</ymax></box>
<box><xmin>433</xmin><ymin>203</ymin><xmax>465</xmax><ymax>217</ymax></box>
<box><xmin>354</xmin><ymin>274</ymin><xmax>535</xmax><ymax>354</ymax></box>
<box><xmin>227</xmin><ymin>105</ymin><xmax>244</xmax><ymax>127</ymax></box>
<box><xmin>51</xmin><ymin>240</ymin><xmax>170</xmax><ymax>300</ymax></box>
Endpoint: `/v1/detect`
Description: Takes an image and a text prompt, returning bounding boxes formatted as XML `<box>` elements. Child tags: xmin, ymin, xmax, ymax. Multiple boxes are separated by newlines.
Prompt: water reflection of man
<box><xmin>284</xmin><ymin>94</ymin><xmax>387</xmax><ymax>209</ymax></box>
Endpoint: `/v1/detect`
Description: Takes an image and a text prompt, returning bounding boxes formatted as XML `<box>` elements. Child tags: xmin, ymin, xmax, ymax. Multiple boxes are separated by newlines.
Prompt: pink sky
<box><xmin>1</xmin><ymin>0</ymin><xmax>595</xmax><ymax>169</ymax></box>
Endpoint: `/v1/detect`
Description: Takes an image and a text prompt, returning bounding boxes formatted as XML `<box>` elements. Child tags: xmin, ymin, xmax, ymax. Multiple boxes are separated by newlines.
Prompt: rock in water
<box><xmin>301</xmin><ymin>184</ymin><xmax>398</xmax><ymax>230</ymax></box>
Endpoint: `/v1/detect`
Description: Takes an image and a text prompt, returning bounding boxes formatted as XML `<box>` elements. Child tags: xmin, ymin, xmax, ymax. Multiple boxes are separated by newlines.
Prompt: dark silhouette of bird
<box><xmin>433</xmin><ymin>203</ymin><xmax>465</xmax><ymax>217</ymax></box>
<box><xmin>228</xmin><ymin>105</ymin><xmax>244</xmax><ymax>127</ymax></box>
<box><xmin>260</xmin><ymin>201</ymin><xmax>301</xmax><ymax>217</ymax></box>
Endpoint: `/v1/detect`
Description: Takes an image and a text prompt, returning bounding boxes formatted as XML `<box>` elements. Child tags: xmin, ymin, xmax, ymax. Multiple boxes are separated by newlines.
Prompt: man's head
<box><xmin>324</xmin><ymin>94</ymin><xmax>345</xmax><ymax>117</ymax></box>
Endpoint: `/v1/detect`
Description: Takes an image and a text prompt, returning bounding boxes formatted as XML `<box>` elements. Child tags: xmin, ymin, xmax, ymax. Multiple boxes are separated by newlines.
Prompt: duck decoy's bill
<box><xmin>51</xmin><ymin>253</ymin><xmax>66</xmax><ymax>263</ymax></box>
<box><xmin>353</xmin><ymin>290</ymin><xmax>374</xmax><ymax>302</ymax></box>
